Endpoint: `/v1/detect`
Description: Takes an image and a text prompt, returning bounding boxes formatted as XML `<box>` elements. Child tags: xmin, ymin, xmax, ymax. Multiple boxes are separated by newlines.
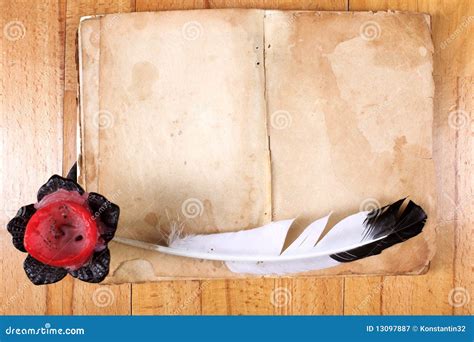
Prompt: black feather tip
<box><xmin>330</xmin><ymin>198</ymin><xmax>427</xmax><ymax>263</ymax></box>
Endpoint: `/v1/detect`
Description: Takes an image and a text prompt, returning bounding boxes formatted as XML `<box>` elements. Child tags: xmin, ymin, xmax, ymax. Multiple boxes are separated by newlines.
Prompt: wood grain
<box><xmin>201</xmin><ymin>279</ymin><xmax>276</xmax><ymax>315</ymax></box>
<box><xmin>58</xmin><ymin>0</ymin><xmax>136</xmax><ymax>315</ymax></box>
<box><xmin>133</xmin><ymin>281</ymin><xmax>202</xmax><ymax>314</ymax></box>
<box><xmin>0</xmin><ymin>0</ymin><xmax>65</xmax><ymax>314</ymax></box>
<box><xmin>345</xmin><ymin>0</ymin><xmax>473</xmax><ymax>315</ymax></box>
<box><xmin>452</xmin><ymin>76</ymin><xmax>473</xmax><ymax>315</ymax></box>
<box><xmin>0</xmin><ymin>0</ymin><xmax>471</xmax><ymax>315</ymax></box>
<box><xmin>136</xmin><ymin>0</ymin><xmax>347</xmax><ymax>11</ymax></box>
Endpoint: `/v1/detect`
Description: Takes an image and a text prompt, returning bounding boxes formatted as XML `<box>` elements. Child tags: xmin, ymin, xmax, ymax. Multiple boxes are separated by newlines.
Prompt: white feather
<box><xmin>226</xmin><ymin>256</ymin><xmax>340</xmax><ymax>275</ymax></box>
<box><xmin>311</xmin><ymin>211</ymin><xmax>369</xmax><ymax>254</ymax></box>
<box><xmin>282</xmin><ymin>214</ymin><xmax>331</xmax><ymax>255</ymax></box>
<box><xmin>169</xmin><ymin>219</ymin><xmax>295</xmax><ymax>256</ymax></box>
<box><xmin>226</xmin><ymin>212</ymin><xmax>367</xmax><ymax>275</ymax></box>
<box><xmin>113</xmin><ymin>200</ymin><xmax>423</xmax><ymax>275</ymax></box>
<box><xmin>113</xmin><ymin>212</ymin><xmax>382</xmax><ymax>274</ymax></box>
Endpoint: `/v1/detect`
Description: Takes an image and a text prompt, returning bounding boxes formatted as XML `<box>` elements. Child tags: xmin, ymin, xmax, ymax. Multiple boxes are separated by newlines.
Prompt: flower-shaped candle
<box><xmin>7</xmin><ymin>175</ymin><xmax>119</xmax><ymax>285</ymax></box>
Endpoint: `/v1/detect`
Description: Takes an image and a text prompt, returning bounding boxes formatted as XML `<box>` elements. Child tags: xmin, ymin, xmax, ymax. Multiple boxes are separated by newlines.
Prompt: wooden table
<box><xmin>1</xmin><ymin>0</ymin><xmax>472</xmax><ymax>315</ymax></box>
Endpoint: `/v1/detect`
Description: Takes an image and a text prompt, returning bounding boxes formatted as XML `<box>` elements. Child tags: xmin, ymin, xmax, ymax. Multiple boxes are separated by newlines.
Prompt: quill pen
<box><xmin>114</xmin><ymin>198</ymin><xmax>427</xmax><ymax>275</ymax></box>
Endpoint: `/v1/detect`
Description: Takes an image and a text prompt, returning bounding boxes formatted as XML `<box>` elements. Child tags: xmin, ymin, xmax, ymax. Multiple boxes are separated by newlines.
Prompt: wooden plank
<box><xmin>132</xmin><ymin>0</ymin><xmax>347</xmax><ymax>315</ymax></box>
<box><xmin>344</xmin><ymin>277</ymin><xmax>383</xmax><ymax>314</ymax></box>
<box><xmin>136</xmin><ymin>0</ymin><xmax>346</xmax><ymax>11</ymax></box>
<box><xmin>199</xmin><ymin>280</ymin><xmax>231</xmax><ymax>315</ymax></box>
<box><xmin>201</xmin><ymin>279</ymin><xmax>275</xmax><ymax>315</ymax></box>
<box><xmin>286</xmin><ymin>278</ymin><xmax>343</xmax><ymax>315</ymax></box>
<box><xmin>136</xmin><ymin>0</ymin><xmax>208</xmax><ymax>11</ymax></box>
<box><xmin>200</xmin><ymin>278</ymin><xmax>342</xmax><ymax>315</ymax></box>
<box><xmin>346</xmin><ymin>0</ymin><xmax>472</xmax><ymax>315</ymax></box>
<box><xmin>132</xmin><ymin>281</ymin><xmax>201</xmax><ymax>314</ymax></box>
<box><xmin>417</xmin><ymin>0</ymin><xmax>473</xmax><ymax>77</ymax></box>
<box><xmin>69</xmin><ymin>284</ymin><xmax>132</xmax><ymax>314</ymax></box>
<box><xmin>452</xmin><ymin>77</ymin><xmax>472</xmax><ymax>315</ymax></box>
<box><xmin>0</xmin><ymin>0</ymin><xmax>64</xmax><ymax>314</ymax></box>
<box><xmin>349</xmin><ymin>0</ymin><xmax>417</xmax><ymax>11</ymax></box>
<box><xmin>59</xmin><ymin>0</ymin><xmax>136</xmax><ymax>315</ymax></box>
<box><xmin>211</xmin><ymin>0</ymin><xmax>346</xmax><ymax>10</ymax></box>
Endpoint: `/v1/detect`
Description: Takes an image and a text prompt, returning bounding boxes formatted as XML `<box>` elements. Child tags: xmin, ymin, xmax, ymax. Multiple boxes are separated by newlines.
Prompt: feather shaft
<box><xmin>113</xmin><ymin>198</ymin><xmax>427</xmax><ymax>275</ymax></box>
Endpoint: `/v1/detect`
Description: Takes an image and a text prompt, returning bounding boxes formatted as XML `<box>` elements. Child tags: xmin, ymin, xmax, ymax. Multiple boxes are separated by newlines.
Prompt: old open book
<box><xmin>78</xmin><ymin>10</ymin><xmax>436</xmax><ymax>284</ymax></box>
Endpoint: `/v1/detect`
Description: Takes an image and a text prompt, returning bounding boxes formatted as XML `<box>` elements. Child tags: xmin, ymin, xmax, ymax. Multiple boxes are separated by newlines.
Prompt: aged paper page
<box><xmin>265</xmin><ymin>11</ymin><xmax>436</xmax><ymax>274</ymax></box>
<box><xmin>80</xmin><ymin>10</ymin><xmax>273</xmax><ymax>282</ymax></box>
<box><xmin>97</xmin><ymin>10</ymin><xmax>270</xmax><ymax>241</ymax></box>
<box><xmin>79</xmin><ymin>10</ymin><xmax>436</xmax><ymax>283</ymax></box>
<box><xmin>78</xmin><ymin>17</ymin><xmax>100</xmax><ymax>191</ymax></box>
